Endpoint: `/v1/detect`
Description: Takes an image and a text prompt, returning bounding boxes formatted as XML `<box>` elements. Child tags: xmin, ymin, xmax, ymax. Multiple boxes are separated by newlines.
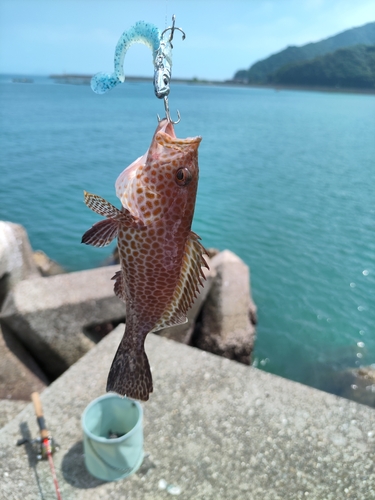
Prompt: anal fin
<box><xmin>112</xmin><ymin>270</ymin><xmax>126</xmax><ymax>302</ymax></box>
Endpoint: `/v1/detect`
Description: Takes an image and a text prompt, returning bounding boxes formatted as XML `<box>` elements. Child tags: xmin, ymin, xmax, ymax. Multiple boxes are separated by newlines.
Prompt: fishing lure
<box><xmin>91</xmin><ymin>15</ymin><xmax>185</xmax><ymax>120</ymax></box>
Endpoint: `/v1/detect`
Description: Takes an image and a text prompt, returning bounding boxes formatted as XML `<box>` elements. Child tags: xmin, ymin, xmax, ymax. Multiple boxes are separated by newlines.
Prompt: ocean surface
<box><xmin>1</xmin><ymin>74</ymin><xmax>374</xmax><ymax>401</ymax></box>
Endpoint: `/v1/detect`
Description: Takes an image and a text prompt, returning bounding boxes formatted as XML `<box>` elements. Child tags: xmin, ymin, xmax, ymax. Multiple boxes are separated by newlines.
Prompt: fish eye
<box><xmin>175</xmin><ymin>167</ymin><xmax>192</xmax><ymax>186</ymax></box>
<box><xmin>163</xmin><ymin>76</ymin><xmax>169</xmax><ymax>85</ymax></box>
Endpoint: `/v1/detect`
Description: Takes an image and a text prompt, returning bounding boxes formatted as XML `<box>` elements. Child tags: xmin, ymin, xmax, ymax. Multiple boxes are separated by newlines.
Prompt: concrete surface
<box><xmin>0</xmin><ymin>266</ymin><xmax>125</xmax><ymax>377</ymax></box>
<box><xmin>0</xmin><ymin>400</ymin><xmax>28</xmax><ymax>429</ymax></box>
<box><xmin>0</xmin><ymin>325</ymin><xmax>374</xmax><ymax>500</ymax></box>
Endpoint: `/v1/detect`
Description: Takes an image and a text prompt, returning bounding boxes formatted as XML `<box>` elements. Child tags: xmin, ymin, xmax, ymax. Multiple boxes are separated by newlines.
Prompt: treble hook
<box><xmin>157</xmin><ymin>96</ymin><xmax>181</xmax><ymax>124</ymax></box>
<box><xmin>161</xmin><ymin>14</ymin><xmax>186</xmax><ymax>48</ymax></box>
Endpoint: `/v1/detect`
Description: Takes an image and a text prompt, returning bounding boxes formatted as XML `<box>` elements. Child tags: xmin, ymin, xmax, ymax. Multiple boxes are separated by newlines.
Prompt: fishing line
<box><xmin>165</xmin><ymin>0</ymin><xmax>169</xmax><ymax>28</ymax></box>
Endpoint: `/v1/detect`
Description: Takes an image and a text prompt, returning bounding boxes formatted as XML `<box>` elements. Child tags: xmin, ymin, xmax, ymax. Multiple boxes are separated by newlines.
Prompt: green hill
<box><xmin>269</xmin><ymin>44</ymin><xmax>375</xmax><ymax>89</ymax></box>
<box><xmin>234</xmin><ymin>21</ymin><xmax>375</xmax><ymax>84</ymax></box>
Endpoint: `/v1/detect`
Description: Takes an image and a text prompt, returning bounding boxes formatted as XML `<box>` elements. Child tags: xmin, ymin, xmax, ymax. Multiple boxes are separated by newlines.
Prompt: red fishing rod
<box><xmin>31</xmin><ymin>392</ymin><xmax>62</xmax><ymax>500</ymax></box>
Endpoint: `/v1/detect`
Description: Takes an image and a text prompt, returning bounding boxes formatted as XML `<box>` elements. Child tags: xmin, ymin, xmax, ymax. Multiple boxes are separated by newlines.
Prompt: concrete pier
<box><xmin>0</xmin><ymin>325</ymin><xmax>374</xmax><ymax>499</ymax></box>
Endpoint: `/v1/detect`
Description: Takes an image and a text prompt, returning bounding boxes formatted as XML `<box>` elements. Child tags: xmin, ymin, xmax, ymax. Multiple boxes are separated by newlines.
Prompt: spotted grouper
<box><xmin>82</xmin><ymin>119</ymin><xmax>208</xmax><ymax>401</ymax></box>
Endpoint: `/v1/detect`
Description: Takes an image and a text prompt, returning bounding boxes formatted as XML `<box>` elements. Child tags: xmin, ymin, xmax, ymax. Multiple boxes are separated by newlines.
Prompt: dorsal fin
<box><xmin>151</xmin><ymin>231</ymin><xmax>209</xmax><ymax>332</ymax></box>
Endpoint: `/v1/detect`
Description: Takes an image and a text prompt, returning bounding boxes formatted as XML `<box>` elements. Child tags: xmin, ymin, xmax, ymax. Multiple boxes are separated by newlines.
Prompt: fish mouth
<box><xmin>160</xmin><ymin>119</ymin><xmax>176</xmax><ymax>139</ymax></box>
<box><xmin>161</xmin><ymin>122</ymin><xmax>177</xmax><ymax>139</ymax></box>
<box><xmin>156</xmin><ymin>118</ymin><xmax>202</xmax><ymax>149</ymax></box>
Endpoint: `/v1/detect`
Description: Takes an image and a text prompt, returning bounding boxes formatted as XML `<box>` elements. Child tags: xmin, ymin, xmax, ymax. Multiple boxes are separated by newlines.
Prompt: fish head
<box><xmin>116</xmin><ymin>119</ymin><xmax>201</xmax><ymax>225</ymax></box>
<box><xmin>143</xmin><ymin>119</ymin><xmax>202</xmax><ymax>223</ymax></box>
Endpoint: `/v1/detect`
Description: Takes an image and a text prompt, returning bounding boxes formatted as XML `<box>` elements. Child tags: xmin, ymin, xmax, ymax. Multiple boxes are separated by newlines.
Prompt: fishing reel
<box><xmin>17</xmin><ymin>434</ymin><xmax>59</xmax><ymax>460</ymax></box>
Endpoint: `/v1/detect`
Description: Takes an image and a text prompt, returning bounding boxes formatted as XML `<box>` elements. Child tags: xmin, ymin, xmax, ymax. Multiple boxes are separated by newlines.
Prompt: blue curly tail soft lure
<box><xmin>90</xmin><ymin>16</ymin><xmax>185</xmax><ymax>122</ymax></box>
<box><xmin>91</xmin><ymin>21</ymin><xmax>162</xmax><ymax>95</ymax></box>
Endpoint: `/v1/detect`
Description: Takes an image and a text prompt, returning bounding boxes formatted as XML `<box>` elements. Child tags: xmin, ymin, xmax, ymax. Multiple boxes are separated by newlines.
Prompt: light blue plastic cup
<box><xmin>81</xmin><ymin>393</ymin><xmax>144</xmax><ymax>481</ymax></box>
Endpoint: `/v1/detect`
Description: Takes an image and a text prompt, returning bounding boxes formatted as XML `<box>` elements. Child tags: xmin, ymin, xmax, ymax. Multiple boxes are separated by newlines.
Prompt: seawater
<box><xmin>0</xmin><ymin>75</ymin><xmax>374</xmax><ymax>398</ymax></box>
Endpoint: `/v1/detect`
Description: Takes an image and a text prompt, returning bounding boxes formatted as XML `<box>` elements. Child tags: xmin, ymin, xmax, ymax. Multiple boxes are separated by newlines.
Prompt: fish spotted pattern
<box><xmin>82</xmin><ymin>119</ymin><xmax>207</xmax><ymax>401</ymax></box>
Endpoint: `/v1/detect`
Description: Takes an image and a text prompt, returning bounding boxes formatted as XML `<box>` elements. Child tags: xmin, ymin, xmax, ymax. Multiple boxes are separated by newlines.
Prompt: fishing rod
<box><xmin>31</xmin><ymin>392</ymin><xmax>62</xmax><ymax>500</ymax></box>
<box><xmin>17</xmin><ymin>392</ymin><xmax>62</xmax><ymax>499</ymax></box>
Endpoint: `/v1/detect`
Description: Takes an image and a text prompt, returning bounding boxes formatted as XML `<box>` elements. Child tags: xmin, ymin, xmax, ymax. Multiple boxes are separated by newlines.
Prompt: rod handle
<box><xmin>31</xmin><ymin>392</ymin><xmax>44</xmax><ymax>417</ymax></box>
<box><xmin>31</xmin><ymin>392</ymin><xmax>49</xmax><ymax>440</ymax></box>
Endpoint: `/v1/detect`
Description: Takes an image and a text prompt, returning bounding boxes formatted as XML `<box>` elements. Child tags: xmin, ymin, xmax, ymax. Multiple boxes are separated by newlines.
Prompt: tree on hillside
<box><xmin>270</xmin><ymin>45</ymin><xmax>375</xmax><ymax>89</ymax></box>
<box><xmin>233</xmin><ymin>22</ymin><xmax>375</xmax><ymax>84</ymax></box>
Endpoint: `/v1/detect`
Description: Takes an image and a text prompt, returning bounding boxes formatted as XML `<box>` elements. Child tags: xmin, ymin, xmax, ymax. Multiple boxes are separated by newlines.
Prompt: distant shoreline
<box><xmin>49</xmin><ymin>73</ymin><xmax>375</xmax><ymax>95</ymax></box>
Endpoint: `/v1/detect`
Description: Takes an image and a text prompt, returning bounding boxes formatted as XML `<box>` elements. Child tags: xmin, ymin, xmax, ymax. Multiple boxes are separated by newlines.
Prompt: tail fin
<box><xmin>106</xmin><ymin>342</ymin><xmax>153</xmax><ymax>401</ymax></box>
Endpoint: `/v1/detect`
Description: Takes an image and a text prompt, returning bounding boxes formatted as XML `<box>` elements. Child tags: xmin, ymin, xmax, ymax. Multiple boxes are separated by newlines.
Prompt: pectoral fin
<box><xmin>82</xmin><ymin>191</ymin><xmax>143</xmax><ymax>248</ymax></box>
<box><xmin>81</xmin><ymin>219</ymin><xmax>118</xmax><ymax>247</ymax></box>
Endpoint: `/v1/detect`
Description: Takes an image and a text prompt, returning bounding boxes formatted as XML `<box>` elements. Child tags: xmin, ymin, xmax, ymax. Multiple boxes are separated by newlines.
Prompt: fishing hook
<box><xmin>160</xmin><ymin>14</ymin><xmax>186</xmax><ymax>48</ymax></box>
<box><xmin>157</xmin><ymin>96</ymin><xmax>181</xmax><ymax>124</ymax></box>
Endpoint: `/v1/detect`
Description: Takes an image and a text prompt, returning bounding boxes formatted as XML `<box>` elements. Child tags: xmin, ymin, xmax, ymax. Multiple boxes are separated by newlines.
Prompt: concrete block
<box><xmin>33</xmin><ymin>250</ymin><xmax>65</xmax><ymax>276</ymax></box>
<box><xmin>0</xmin><ymin>221</ymin><xmax>40</xmax><ymax>306</ymax></box>
<box><xmin>0</xmin><ymin>324</ymin><xmax>48</xmax><ymax>400</ymax></box>
<box><xmin>195</xmin><ymin>250</ymin><xmax>256</xmax><ymax>364</ymax></box>
<box><xmin>333</xmin><ymin>366</ymin><xmax>375</xmax><ymax>408</ymax></box>
<box><xmin>0</xmin><ymin>266</ymin><xmax>124</xmax><ymax>378</ymax></box>
<box><xmin>0</xmin><ymin>326</ymin><xmax>374</xmax><ymax>499</ymax></box>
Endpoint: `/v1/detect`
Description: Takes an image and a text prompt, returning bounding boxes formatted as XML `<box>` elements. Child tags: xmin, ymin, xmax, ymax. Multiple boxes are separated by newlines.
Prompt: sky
<box><xmin>0</xmin><ymin>0</ymin><xmax>374</xmax><ymax>80</ymax></box>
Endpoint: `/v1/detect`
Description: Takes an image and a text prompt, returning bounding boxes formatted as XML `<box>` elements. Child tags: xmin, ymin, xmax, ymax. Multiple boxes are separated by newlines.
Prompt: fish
<box><xmin>82</xmin><ymin>118</ymin><xmax>208</xmax><ymax>401</ymax></box>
